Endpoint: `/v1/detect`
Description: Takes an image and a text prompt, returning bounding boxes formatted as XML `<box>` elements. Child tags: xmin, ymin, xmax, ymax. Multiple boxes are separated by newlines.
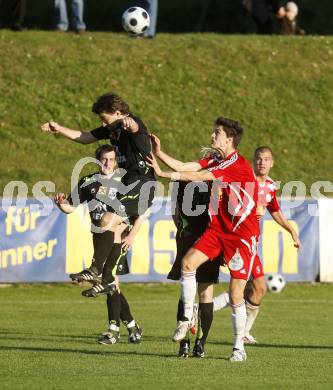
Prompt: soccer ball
<box><xmin>122</xmin><ymin>7</ymin><xmax>150</xmax><ymax>35</ymax></box>
<box><xmin>265</xmin><ymin>274</ymin><xmax>286</xmax><ymax>293</ymax></box>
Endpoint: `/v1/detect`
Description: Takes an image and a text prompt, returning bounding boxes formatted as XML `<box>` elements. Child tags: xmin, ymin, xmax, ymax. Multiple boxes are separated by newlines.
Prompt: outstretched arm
<box><xmin>41</xmin><ymin>122</ymin><xmax>97</xmax><ymax>144</ymax></box>
<box><xmin>147</xmin><ymin>153</ymin><xmax>215</xmax><ymax>182</ymax></box>
<box><xmin>150</xmin><ymin>133</ymin><xmax>202</xmax><ymax>172</ymax></box>
<box><xmin>270</xmin><ymin>210</ymin><xmax>301</xmax><ymax>250</ymax></box>
<box><xmin>54</xmin><ymin>193</ymin><xmax>76</xmax><ymax>214</ymax></box>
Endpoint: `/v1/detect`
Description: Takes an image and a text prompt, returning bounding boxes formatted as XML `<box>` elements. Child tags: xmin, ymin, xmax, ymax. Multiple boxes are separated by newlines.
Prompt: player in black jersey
<box><xmin>41</xmin><ymin>93</ymin><xmax>155</xmax><ymax>282</ymax></box>
<box><xmin>54</xmin><ymin>144</ymin><xmax>143</xmax><ymax>344</ymax></box>
<box><xmin>151</xmin><ymin>135</ymin><xmax>220</xmax><ymax>358</ymax></box>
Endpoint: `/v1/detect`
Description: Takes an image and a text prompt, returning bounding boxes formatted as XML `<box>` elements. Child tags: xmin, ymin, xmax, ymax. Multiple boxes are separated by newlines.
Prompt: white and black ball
<box><xmin>265</xmin><ymin>273</ymin><xmax>286</xmax><ymax>293</ymax></box>
<box><xmin>122</xmin><ymin>7</ymin><xmax>150</xmax><ymax>35</ymax></box>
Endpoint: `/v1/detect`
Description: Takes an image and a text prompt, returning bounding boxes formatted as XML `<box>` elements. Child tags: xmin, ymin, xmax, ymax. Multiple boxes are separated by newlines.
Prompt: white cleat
<box><xmin>172</xmin><ymin>321</ymin><xmax>190</xmax><ymax>342</ymax></box>
<box><xmin>229</xmin><ymin>349</ymin><xmax>247</xmax><ymax>362</ymax></box>
<box><xmin>243</xmin><ymin>334</ymin><xmax>257</xmax><ymax>344</ymax></box>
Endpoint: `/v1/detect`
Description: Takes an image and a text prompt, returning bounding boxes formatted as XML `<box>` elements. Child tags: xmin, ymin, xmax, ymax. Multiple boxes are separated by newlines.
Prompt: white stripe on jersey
<box><xmin>208</xmin><ymin>153</ymin><xmax>238</xmax><ymax>172</ymax></box>
<box><xmin>229</xmin><ymin>184</ymin><xmax>255</xmax><ymax>232</ymax></box>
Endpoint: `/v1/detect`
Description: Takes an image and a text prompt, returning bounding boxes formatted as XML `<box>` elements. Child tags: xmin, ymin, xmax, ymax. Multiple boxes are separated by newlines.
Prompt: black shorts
<box><xmin>102</xmin><ymin>248</ymin><xmax>130</xmax><ymax>279</ymax></box>
<box><xmin>167</xmin><ymin>231</ymin><xmax>220</xmax><ymax>284</ymax></box>
<box><xmin>116</xmin><ymin>252</ymin><xmax>129</xmax><ymax>275</ymax></box>
<box><xmin>117</xmin><ymin>179</ymin><xmax>156</xmax><ymax>218</ymax></box>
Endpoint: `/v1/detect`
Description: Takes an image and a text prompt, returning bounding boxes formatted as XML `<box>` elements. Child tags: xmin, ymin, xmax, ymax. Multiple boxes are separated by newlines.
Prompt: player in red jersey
<box><xmin>148</xmin><ymin>117</ymin><xmax>259</xmax><ymax>361</ymax></box>
<box><xmin>150</xmin><ymin>135</ymin><xmax>222</xmax><ymax>358</ymax></box>
<box><xmin>213</xmin><ymin>146</ymin><xmax>301</xmax><ymax>344</ymax></box>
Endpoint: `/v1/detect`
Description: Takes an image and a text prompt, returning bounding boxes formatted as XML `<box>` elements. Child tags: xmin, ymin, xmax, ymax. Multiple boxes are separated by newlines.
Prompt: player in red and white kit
<box><xmin>213</xmin><ymin>146</ymin><xmax>301</xmax><ymax>343</ymax></box>
<box><xmin>148</xmin><ymin>117</ymin><xmax>259</xmax><ymax>362</ymax></box>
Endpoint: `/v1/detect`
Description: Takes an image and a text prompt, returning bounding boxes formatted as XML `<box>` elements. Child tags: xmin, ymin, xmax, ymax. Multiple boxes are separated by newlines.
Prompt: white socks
<box><xmin>244</xmin><ymin>301</ymin><xmax>260</xmax><ymax>337</ymax></box>
<box><xmin>180</xmin><ymin>270</ymin><xmax>197</xmax><ymax>322</ymax></box>
<box><xmin>231</xmin><ymin>301</ymin><xmax>247</xmax><ymax>351</ymax></box>
<box><xmin>213</xmin><ymin>291</ymin><xmax>230</xmax><ymax>311</ymax></box>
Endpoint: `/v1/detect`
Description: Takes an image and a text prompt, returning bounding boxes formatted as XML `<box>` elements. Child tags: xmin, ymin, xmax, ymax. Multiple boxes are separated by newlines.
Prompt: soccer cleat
<box><xmin>190</xmin><ymin>303</ymin><xmax>199</xmax><ymax>335</ymax></box>
<box><xmin>178</xmin><ymin>339</ymin><xmax>190</xmax><ymax>358</ymax></box>
<box><xmin>172</xmin><ymin>321</ymin><xmax>190</xmax><ymax>342</ymax></box>
<box><xmin>69</xmin><ymin>268</ymin><xmax>101</xmax><ymax>284</ymax></box>
<box><xmin>128</xmin><ymin>324</ymin><xmax>143</xmax><ymax>344</ymax></box>
<box><xmin>192</xmin><ymin>338</ymin><xmax>205</xmax><ymax>358</ymax></box>
<box><xmin>82</xmin><ymin>283</ymin><xmax>117</xmax><ymax>298</ymax></box>
<box><xmin>243</xmin><ymin>334</ymin><xmax>257</xmax><ymax>344</ymax></box>
<box><xmin>98</xmin><ymin>331</ymin><xmax>120</xmax><ymax>345</ymax></box>
<box><xmin>229</xmin><ymin>349</ymin><xmax>247</xmax><ymax>362</ymax></box>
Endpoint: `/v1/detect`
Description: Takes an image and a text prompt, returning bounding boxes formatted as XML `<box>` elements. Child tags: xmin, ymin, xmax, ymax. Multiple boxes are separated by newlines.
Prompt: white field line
<box><xmin>0</xmin><ymin>299</ymin><xmax>332</xmax><ymax>305</ymax></box>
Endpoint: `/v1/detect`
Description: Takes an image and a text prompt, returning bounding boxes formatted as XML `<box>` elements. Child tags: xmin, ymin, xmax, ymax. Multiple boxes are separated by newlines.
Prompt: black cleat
<box><xmin>69</xmin><ymin>268</ymin><xmax>101</xmax><ymax>284</ymax></box>
<box><xmin>98</xmin><ymin>331</ymin><xmax>120</xmax><ymax>345</ymax></box>
<box><xmin>178</xmin><ymin>339</ymin><xmax>190</xmax><ymax>358</ymax></box>
<box><xmin>128</xmin><ymin>324</ymin><xmax>143</xmax><ymax>344</ymax></box>
<box><xmin>192</xmin><ymin>338</ymin><xmax>205</xmax><ymax>358</ymax></box>
<box><xmin>82</xmin><ymin>283</ymin><xmax>117</xmax><ymax>298</ymax></box>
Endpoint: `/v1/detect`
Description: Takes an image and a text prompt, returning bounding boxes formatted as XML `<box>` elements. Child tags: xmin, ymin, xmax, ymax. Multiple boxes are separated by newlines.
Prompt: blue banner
<box><xmin>0</xmin><ymin>198</ymin><xmax>319</xmax><ymax>283</ymax></box>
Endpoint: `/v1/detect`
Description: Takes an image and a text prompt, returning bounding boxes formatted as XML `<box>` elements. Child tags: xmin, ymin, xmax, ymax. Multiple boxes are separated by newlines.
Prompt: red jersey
<box><xmin>199</xmin><ymin>151</ymin><xmax>259</xmax><ymax>240</ymax></box>
<box><xmin>198</xmin><ymin>154</ymin><xmax>223</xmax><ymax>169</ymax></box>
<box><xmin>257</xmin><ymin>176</ymin><xmax>280</xmax><ymax>215</ymax></box>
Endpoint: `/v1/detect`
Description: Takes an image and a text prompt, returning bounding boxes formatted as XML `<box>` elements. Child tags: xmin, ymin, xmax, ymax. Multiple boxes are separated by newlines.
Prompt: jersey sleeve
<box><xmin>198</xmin><ymin>157</ymin><xmax>211</xmax><ymax>169</ymax></box>
<box><xmin>267</xmin><ymin>191</ymin><xmax>280</xmax><ymax>213</ymax></box>
<box><xmin>68</xmin><ymin>177</ymin><xmax>85</xmax><ymax>205</ymax></box>
<box><xmin>127</xmin><ymin>117</ymin><xmax>152</xmax><ymax>155</ymax></box>
<box><xmin>90</xmin><ymin>126</ymin><xmax>110</xmax><ymax>140</ymax></box>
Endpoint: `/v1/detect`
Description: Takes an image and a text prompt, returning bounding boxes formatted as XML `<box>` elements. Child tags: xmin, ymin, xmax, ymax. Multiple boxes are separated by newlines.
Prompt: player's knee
<box><xmin>254</xmin><ymin>277</ymin><xmax>267</xmax><ymax>298</ymax></box>
<box><xmin>181</xmin><ymin>256</ymin><xmax>195</xmax><ymax>272</ymax></box>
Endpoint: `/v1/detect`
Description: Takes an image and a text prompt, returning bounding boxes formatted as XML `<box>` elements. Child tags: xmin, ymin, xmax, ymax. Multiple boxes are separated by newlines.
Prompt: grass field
<box><xmin>0</xmin><ymin>31</ymin><xmax>333</xmax><ymax>193</ymax></box>
<box><xmin>0</xmin><ymin>283</ymin><xmax>332</xmax><ymax>389</ymax></box>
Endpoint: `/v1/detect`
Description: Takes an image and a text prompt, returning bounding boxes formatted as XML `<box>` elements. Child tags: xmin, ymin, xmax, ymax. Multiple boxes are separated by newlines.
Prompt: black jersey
<box><xmin>90</xmin><ymin>115</ymin><xmax>155</xmax><ymax>185</ymax></box>
<box><xmin>175</xmin><ymin>181</ymin><xmax>210</xmax><ymax>237</ymax></box>
<box><xmin>70</xmin><ymin>171</ymin><xmax>125</xmax><ymax>227</ymax></box>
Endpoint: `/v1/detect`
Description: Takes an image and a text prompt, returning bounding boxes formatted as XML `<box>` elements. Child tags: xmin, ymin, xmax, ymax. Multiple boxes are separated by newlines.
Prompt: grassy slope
<box><xmin>0</xmin><ymin>283</ymin><xmax>332</xmax><ymax>389</ymax></box>
<box><xmin>0</xmin><ymin>31</ymin><xmax>332</xmax><ymax>193</ymax></box>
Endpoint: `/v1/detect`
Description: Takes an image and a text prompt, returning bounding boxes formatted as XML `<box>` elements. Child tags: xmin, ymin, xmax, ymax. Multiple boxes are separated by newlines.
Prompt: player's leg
<box><xmin>98</xmin><ymin>276</ymin><xmax>121</xmax><ymax>345</ymax></box>
<box><xmin>172</xmin><ymin>248</ymin><xmax>209</xmax><ymax>342</ymax></box>
<box><xmin>229</xmin><ymin>277</ymin><xmax>247</xmax><ymax>361</ymax></box>
<box><xmin>82</xmin><ymin>224</ymin><xmax>127</xmax><ymax>297</ymax></box>
<box><xmin>100</xmin><ymin>211</ymin><xmax>127</xmax><ymax>232</ymax></box>
<box><xmin>167</xmin><ymin>234</ymin><xmax>192</xmax><ymax>355</ymax></box>
<box><xmin>212</xmin><ymin>257</ymin><xmax>230</xmax><ymax>312</ymax></box>
<box><xmin>119</xmin><ymin>292</ymin><xmax>143</xmax><ymax>344</ymax></box>
<box><xmin>223</xmin><ymin>236</ymin><xmax>257</xmax><ymax>362</ymax></box>
<box><xmin>173</xmin><ymin>229</ymin><xmax>222</xmax><ymax>342</ymax></box>
<box><xmin>243</xmin><ymin>272</ymin><xmax>267</xmax><ymax>343</ymax></box>
<box><xmin>193</xmin><ymin>283</ymin><xmax>214</xmax><ymax>358</ymax></box>
<box><xmin>213</xmin><ymin>290</ymin><xmax>230</xmax><ymax>311</ymax></box>
<box><xmin>69</xmin><ymin>231</ymin><xmax>114</xmax><ymax>283</ymax></box>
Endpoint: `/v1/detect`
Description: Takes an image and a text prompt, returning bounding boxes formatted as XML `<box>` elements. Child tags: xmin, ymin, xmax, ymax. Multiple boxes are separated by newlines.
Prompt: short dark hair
<box><xmin>95</xmin><ymin>144</ymin><xmax>116</xmax><ymax>161</ymax></box>
<box><xmin>92</xmin><ymin>93</ymin><xmax>130</xmax><ymax>115</ymax></box>
<box><xmin>215</xmin><ymin>117</ymin><xmax>243</xmax><ymax>148</ymax></box>
<box><xmin>254</xmin><ymin>146</ymin><xmax>274</xmax><ymax>159</ymax></box>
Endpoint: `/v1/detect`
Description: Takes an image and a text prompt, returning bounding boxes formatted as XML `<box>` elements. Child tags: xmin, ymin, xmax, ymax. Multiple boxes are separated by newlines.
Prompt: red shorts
<box><xmin>193</xmin><ymin>228</ymin><xmax>257</xmax><ymax>280</ymax></box>
<box><xmin>251</xmin><ymin>253</ymin><xmax>265</xmax><ymax>279</ymax></box>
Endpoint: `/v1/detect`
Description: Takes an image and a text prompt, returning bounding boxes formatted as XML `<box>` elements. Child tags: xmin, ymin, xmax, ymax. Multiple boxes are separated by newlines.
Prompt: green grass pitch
<box><xmin>0</xmin><ymin>283</ymin><xmax>332</xmax><ymax>389</ymax></box>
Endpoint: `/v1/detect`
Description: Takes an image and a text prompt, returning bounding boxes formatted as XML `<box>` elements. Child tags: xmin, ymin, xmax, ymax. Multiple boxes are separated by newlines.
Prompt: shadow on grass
<box><xmin>0</xmin><ymin>330</ymin><xmax>172</xmax><ymax>343</ymax></box>
<box><xmin>212</xmin><ymin>341</ymin><xmax>333</xmax><ymax>350</ymax></box>
<box><xmin>0</xmin><ymin>345</ymin><xmax>177</xmax><ymax>358</ymax></box>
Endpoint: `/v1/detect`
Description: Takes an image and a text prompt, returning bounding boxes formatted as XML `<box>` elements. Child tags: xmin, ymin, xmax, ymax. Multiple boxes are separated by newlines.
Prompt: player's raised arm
<box><xmin>150</xmin><ymin>133</ymin><xmax>202</xmax><ymax>172</ymax></box>
<box><xmin>41</xmin><ymin>121</ymin><xmax>97</xmax><ymax>144</ymax></box>
<box><xmin>54</xmin><ymin>193</ymin><xmax>76</xmax><ymax>214</ymax></box>
<box><xmin>270</xmin><ymin>210</ymin><xmax>301</xmax><ymax>250</ymax></box>
<box><xmin>120</xmin><ymin>116</ymin><xmax>139</xmax><ymax>133</ymax></box>
<box><xmin>147</xmin><ymin>153</ymin><xmax>214</xmax><ymax>182</ymax></box>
